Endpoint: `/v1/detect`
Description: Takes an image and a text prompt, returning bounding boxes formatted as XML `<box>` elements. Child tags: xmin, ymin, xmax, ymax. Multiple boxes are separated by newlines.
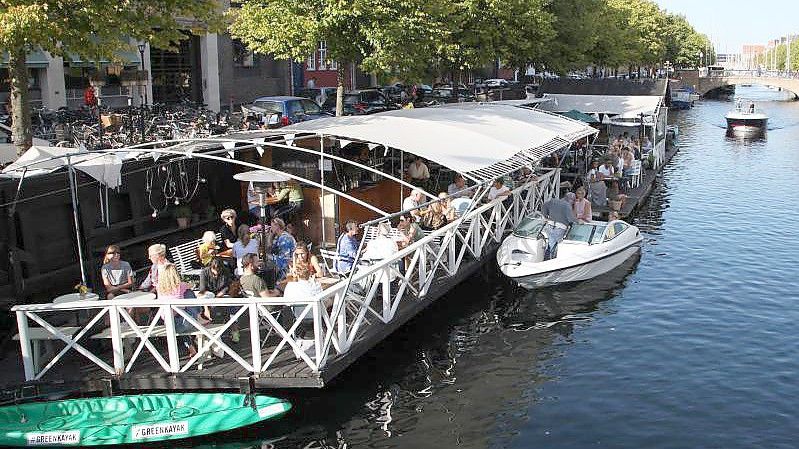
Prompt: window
<box><xmin>300</xmin><ymin>99</ymin><xmax>321</xmax><ymax>114</ymax></box>
<box><xmin>233</xmin><ymin>39</ymin><xmax>255</xmax><ymax>68</ymax></box>
<box><xmin>252</xmin><ymin>100</ymin><xmax>282</xmax><ymax>114</ymax></box>
<box><xmin>306</xmin><ymin>53</ymin><xmax>316</xmax><ymax>71</ymax></box>
<box><xmin>318</xmin><ymin>41</ymin><xmax>327</xmax><ymax>70</ymax></box>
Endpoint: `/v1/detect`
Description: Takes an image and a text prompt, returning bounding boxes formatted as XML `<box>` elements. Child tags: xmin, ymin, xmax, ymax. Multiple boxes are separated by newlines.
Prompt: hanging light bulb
<box><xmin>151</xmin><ymin>209</ymin><xmax>158</xmax><ymax>218</ymax></box>
<box><xmin>161</xmin><ymin>166</ymin><xmax>168</xmax><ymax>172</ymax></box>
<box><xmin>174</xmin><ymin>199</ymin><xmax>180</xmax><ymax>205</ymax></box>
<box><xmin>199</xmin><ymin>177</ymin><xmax>207</xmax><ymax>184</ymax></box>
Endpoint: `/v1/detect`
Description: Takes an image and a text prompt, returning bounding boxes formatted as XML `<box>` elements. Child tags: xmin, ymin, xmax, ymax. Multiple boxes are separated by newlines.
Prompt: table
<box><xmin>52</xmin><ymin>292</ymin><xmax>99</xmax><ymax>304</ymax></box>
<box><xmin>114</xmin><ymin>291</ymin><xmax>156</xmax><ymax>301</ymax></box>
<box><xmin>52</xmin><ymin>292</ymin><xmax>99</xmax><ymax>325</ymax></box>
<box><xmin>277</xmin><ymin>276</ymin><xmax>340</xmax><ymax>291</ymax></box>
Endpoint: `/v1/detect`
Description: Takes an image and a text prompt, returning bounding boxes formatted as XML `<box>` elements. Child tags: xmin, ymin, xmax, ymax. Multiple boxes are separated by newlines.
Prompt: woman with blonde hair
<box><xmin>100</xmin><ymin>244</ymin><xmax>133</xmax><ymax>299</ymax></box>
<box><xmin>197</xmin><ymin>230</ymin><xmax>219</xmax><ymax>266</ymax></box>
<box><xmin>157</xmin><ymin>264</ymin><xmax>209</xmax><ymax>357</ymax></box>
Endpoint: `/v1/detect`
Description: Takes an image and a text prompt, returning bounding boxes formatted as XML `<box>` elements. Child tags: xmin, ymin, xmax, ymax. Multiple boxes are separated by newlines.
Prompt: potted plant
<box><xmin>205</xmin><ymin>205</ymin><xmax>217</xmax><ymax>220</ymax></box>
<box><xmin>174</xmin><ymin>205</ymin><xmax>193</xmax><ymax>229</ymax></box>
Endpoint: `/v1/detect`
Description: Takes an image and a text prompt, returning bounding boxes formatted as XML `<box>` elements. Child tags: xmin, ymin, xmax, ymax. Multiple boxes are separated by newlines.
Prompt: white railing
<box><xmin>11</xmin><ymin>170</ymin><xmax>561</xmax><ymax>383</ymax></box>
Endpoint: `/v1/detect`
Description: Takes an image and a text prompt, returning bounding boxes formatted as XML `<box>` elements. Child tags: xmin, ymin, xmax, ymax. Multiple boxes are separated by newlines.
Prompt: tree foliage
<box><xmin>0</xmin><ymin>0</ymin><xmax>223</xmax><ymax>155</ymax></box>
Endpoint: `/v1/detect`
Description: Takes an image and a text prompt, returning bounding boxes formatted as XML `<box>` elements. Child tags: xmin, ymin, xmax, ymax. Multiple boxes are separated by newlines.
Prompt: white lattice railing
<box><xmin>11</xmin><ymin>170</ymin><xmax>560</xmax><ymax>383</ymax></box>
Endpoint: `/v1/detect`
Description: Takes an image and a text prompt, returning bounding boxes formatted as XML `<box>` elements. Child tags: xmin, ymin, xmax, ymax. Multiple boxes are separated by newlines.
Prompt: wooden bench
<box><xmin>14</xmin><ymin>327</ymin><xmax>82</xmax><ymax>372</ymax></box>
<box><xmin>168</xmin><ymin>232</ymin><xmax>222</xmax><ymax>278</ymax></box>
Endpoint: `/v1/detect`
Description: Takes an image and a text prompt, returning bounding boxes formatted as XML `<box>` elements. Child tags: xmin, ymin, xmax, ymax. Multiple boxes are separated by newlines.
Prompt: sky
<box><xmin>654</xmin><ymin>0</ymin><xmax>797</xmax><ymax>53</ymax></box>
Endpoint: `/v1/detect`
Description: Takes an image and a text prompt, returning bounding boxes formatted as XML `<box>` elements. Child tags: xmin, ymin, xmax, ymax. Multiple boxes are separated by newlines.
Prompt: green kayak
<box><xmin>0</xmin><ymin>393</ymin><xmax>290</xmax><ymax>446</ymax></box>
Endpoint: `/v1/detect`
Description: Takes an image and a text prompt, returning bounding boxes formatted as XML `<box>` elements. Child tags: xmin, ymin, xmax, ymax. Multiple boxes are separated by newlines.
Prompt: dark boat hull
<box><xmin>726</xmin><ymin>117</ymin><xmax>767</xmax><ymax>129</ymax></box>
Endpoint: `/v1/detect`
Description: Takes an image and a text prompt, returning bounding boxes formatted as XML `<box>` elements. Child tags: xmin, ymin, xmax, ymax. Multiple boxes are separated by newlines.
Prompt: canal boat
<box><xmin>496</xmin><ymin>214</ymin><xmax>642</xmax><ymax>288</ymax></box>
<box><xmin>726</xmin><ymin>101</ymin><xmax>768</xmax><ymax>132</ymax></box>
<box><xmin>0</xmin><ymin>393</ymin><xmax>290</xmax><ymax>446</ymax></box>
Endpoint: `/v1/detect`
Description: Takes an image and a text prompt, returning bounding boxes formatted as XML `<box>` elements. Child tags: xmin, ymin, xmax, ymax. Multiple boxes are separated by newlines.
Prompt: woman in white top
<box><xmin>100</xmin><ymin>244</ymin><xmax>134</xmax><ymax>299</ymax></box>
<box><xmin>487</xmin><ymin>178</ymin><xmax>511</xmax><ymax>201</ymax></box>
<box><xmin>232</xmin><ymin>224</ymin><xmax>259</xmax><ymax>275</ymax></box>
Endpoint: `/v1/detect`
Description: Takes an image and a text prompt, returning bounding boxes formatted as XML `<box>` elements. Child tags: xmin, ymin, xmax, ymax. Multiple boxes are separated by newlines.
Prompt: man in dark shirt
<box><xmin>219</xmin><ymin>209</ymin><xmax>240</xmax><ymax>249</ymax></box>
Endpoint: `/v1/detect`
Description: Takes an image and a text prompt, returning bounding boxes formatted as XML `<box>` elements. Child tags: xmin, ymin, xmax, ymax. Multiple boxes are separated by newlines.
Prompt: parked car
<box><xmin>483</xmin><ymin>78</ymin><xmax>509</xmax><ymax>88</ymax></box>
<box><xmin>295</xmin><ymin>87</ymin><xmax>337</xmax><ymax>107</ymax></box>
<box><xmin>241</xmin><ymin>96</ymin><xmax>329</xmax><ymax>127</ymax></box>
<box><xmin>426</xmin><ymin>87</ymin><xmax>476</xmax><ymax>104</ymax></box>
<box><xmin>322</xmin><ymin>89</ymin><xmax>394</xmax><ymax>115</ymax></box>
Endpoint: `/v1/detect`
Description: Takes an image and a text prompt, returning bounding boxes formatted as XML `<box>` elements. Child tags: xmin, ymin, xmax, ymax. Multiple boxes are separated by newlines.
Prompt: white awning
<box><xmin>540</xmin><ymin>94</ymin><xmax>663</xmax><ymax>118</ymax></box>
<box><xmin>281</xmin><ymin>103</ymin><xmax>596</xmax><ymax>179</ymax></box>
<box><xmin>1</xmin><ymin>145</ymin><xmax>125</xmax><ymax>187</ymax></box>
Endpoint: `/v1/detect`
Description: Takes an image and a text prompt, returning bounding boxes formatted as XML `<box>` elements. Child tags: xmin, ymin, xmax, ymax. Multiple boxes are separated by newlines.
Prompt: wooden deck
<box><xmin>7</xmin><ymin>249</ymin><xmax>497</xmax><ymax>392</ymax></box>
<box><xmin>593</xmin><ymin>143</ymin><xmax>679</xmax><ymax>219</ymax></box>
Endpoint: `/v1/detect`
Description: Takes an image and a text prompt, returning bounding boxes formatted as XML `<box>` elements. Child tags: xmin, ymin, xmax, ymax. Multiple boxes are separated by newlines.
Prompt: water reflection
<box><xmin>725</xmin><ymin>128</ymin><xmax>766</xmax><ymax>141</ymax></box>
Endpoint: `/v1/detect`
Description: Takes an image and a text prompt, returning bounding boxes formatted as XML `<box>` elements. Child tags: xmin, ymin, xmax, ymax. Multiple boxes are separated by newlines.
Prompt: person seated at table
<box><xmin>438</xmin><ymin>192</ymin><xmax>457</xmax><ymax>222</ymax></box>
<box><xmin>598</xmin><ymin>159</ymin><xmax>615</xmax><ymax>180</ymax></box>
<box><xmin>335</xmin><ymin>219</ymin><xmax>360</xmax><ymax>274</ymax></box>
<box><xmin>199</xmin><ymin>258</ymin><xmax>232</xmax><ymax>299</ymax></box>
<box><xmin>139</xmin><ymin>243</ymin><xmax>171</xmax><ymax>293</ymax></box>
<box><xmin>100</xmin><ymin>244</ymin><xmax>133</xmax><ymax>300</ymax></box>
<box><xmin>233</xmin><ymin>224</ymin><xmax>259</xmax><ymax>276</ymax></box>
<box><xmin>447</xmin><ymin>174</ymin><xmax>471</xmax><ymax>198</ymax></box>
<box><xmin>407</xmin><ymin>156</ymin><xmax>430</xmax><ymax>188</ymax></box>
<box><xmin>219</xmin><ymin>209</ymin><xmax>240</xmax><ymax>249</ymax></box>
<box><xmin>403</xmin><ymin>189</ymin><xmax>426</xmax><ymax>222</ymax></box>
<box><xmin>585</xmin><ymin>159</ymin><xmax>597</xmax><ymax>182</ymax></box>
<box><xmin>487</xmin><ymin>178</ymin><xmax>511</xmax><ymax>202</ymax></box>
<box><xmin>420</xmin><ymin>199</ymin><xmax>448</xmax><ymax>230</ymax></box>
<box><xmin>291</xmin><ymin>242</ymin><xmax>323</xmax><ymax>278</ymax></box>
<box><xmin>514</xmin><ymin>166</ymin><xmax>538</xmax><ymax>184</ymax></box>
<box><xmin>270</xmin><ymin>217</ymin><xmax>296</xmax><ymax>280</ymax></box>
<box><xmin>363</xmin><ymin>222</ymin><xmax>399</xmax><ymax>261</ymax></box>
<box><xmin>197</xmin><ymin>230</ymin><xmax>219</xmax><ymax>267</ymax></box>
<box><xmin>283</xmin><ymin>263</ymin><xmax>322</xmax><ymax>299</ymax></box>
<box><xmin>269</xmin><ymin>179</ymin><xmax>304</xmax><ymax>221</ymax></box>
<box><xmin>157</xmin><ymin>264</ymin><xmax>208</xmax><ymax>357</ymax></box>
<box><xmin>239</xmin><ymin>254</ymin><xmax>279</xmax><ymax>298</ymax></box>
<box><xmin>573</xmin><ymin>186</ymin><xmax>593</xmax><ymax>223</ymax></box>
<box><xmin>607</xmin><ymin>179</ymin><xmax>628</xmax><ymax>212</ymax></box>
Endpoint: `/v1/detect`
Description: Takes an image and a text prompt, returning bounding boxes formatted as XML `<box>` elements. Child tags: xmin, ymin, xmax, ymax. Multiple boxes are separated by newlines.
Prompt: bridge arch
<box><xmin>697</xmin><ymin>76</ymin><xmax>799</xmax><ymax>99</ymax></box>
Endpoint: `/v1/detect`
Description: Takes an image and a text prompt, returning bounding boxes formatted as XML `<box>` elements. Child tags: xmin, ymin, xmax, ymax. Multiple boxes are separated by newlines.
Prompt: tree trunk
<box><xmin>335</xmin><ymin>64</ymin><xmax>345</xmax><ymax>117</ymax></box>
<box><xmin>9</xmin><ymin>46</ymin><xmax>32</xmax><ymax>157</ymax></box>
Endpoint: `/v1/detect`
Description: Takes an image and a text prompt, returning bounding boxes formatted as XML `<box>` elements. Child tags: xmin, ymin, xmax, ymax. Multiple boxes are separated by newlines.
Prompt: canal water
<box><xmin>188</xmin><ymin>86</ymin><xmax>799</xmax><ymax>449</ymax></box>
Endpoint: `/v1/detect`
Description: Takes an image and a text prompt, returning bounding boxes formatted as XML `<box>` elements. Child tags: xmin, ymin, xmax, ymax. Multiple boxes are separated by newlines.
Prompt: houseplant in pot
<box><xmin>174</xmin><ymin>205</ymin><xmax>193</xmax><ymax>229</ymax></box>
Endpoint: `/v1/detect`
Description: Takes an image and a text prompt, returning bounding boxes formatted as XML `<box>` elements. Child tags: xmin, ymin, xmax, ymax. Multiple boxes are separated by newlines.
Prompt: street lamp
<box><xmin>137</xmin><ymin>42</ymin><xmax>147</xmax><ymax>142</ymax></box>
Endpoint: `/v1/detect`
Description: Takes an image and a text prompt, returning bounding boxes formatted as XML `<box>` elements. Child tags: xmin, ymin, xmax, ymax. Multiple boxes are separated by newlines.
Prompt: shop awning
<box><xmin>559</xmin><ymin>109</ymin><xmax>600</xmax><ymax>123</ymax></box>
<box><xmin>540</xmin><ymin>94</ymin><xmax>663</xmax><ymax>118</ymax></box>
<box><xmin>280</xmin><ymin>103</ymin><xmax>597</xmax><ymax>180</ymax></box>
<box><xmin>0</xmin><ymin>50</ymin><xmax>51</xmax><ymax>68</ymax></box>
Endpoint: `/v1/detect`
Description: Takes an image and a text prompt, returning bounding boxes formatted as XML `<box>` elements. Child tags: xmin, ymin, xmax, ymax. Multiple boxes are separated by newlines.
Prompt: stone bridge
<box><xmin>677</xmin><ymin>71</ymin><xmax>799</xmax><ymax>98</ymax></box>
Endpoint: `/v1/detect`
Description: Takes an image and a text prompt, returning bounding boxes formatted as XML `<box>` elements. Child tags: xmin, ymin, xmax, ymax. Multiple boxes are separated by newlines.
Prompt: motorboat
<box><xmin>726</xmin><ymin>101</ymin><xmax>767</xmax><ymax>133</ymax></box>
<box><xmin>496</xmin><ymin>214</ymin><xmax>643</xmax><ymax>288</ymax></box>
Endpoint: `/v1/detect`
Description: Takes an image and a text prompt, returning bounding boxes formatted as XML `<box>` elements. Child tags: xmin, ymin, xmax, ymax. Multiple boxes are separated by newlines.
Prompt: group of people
<box><xmin>97</xmin><ymin>205</ymin><xmax>328</xmax><ymax>356</ymax></box>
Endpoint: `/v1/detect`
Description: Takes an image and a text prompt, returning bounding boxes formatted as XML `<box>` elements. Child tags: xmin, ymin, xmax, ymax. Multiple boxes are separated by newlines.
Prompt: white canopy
<box><xmin>1</xmin><ymin>145</ymin><xmax>125</xmax><ymax>188</ymax></box>
<box><xmin>282</xmin><ymin>103</ymin><xmax>596</xmax><ymax>179</ymax></box>
<box><xmin>540</xmin><ymin>94</ymin><xmax>663</xmax><ymax>118</ymax></box>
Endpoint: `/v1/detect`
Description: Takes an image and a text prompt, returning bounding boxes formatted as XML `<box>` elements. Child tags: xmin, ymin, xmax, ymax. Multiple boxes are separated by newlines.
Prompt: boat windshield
<box><xmin>513</xmin><ymin>216</ymin><xmax>545</xmax><ymax>238</ymax></box>
<box><xmin>565</xmin><ymin>223</ymin><xmax>606</xmax><ymax>244</ymax></box>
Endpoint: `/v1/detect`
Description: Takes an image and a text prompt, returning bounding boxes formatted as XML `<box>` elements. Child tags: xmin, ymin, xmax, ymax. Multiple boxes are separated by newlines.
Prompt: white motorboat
<box><xmin>497</xmin><ymin>214</ymin><xmax>643</xmax><ymax>288</ymax></box>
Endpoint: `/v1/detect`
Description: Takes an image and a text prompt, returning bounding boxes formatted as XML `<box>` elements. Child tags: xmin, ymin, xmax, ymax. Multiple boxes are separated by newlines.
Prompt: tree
<box><xmin>231</xmin><ymin>0</ymin><xmax>450</xmax><ymax>116</ymax></box>
<box><xmin>539</xmin><ymin>0</ymin><xmax>603</xmax><ymax>74</ymax></box>
<box><xmin>0</xmin><ymin>1</ymin><xmax>222</xmax><ymax>156</ymax></box>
